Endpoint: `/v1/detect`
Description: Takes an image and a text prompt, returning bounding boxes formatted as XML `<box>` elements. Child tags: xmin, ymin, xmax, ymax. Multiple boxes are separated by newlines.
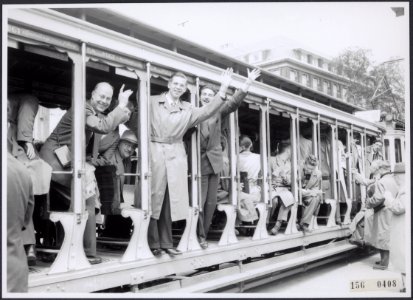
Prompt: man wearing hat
<box><xmin>93</xmin><ymin>130</ymin><xmax>138</xmax><ymax>237</ymax></box>
<box><xmin>269</xmin><ymin>139</ymin><xmax>295</xmax><ymax>235</ymax></box>
<box><xmin>298</xmin><ymin>154</ymin><xmax>323</xmax><ymax>233</ymax></box>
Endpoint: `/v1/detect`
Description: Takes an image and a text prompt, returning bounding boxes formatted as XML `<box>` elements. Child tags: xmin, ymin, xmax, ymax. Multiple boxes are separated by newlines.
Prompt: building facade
<box><xmin>239</xmin><ymin>47</ymin><xmax>350</xmax><ymax>102</ymax></box>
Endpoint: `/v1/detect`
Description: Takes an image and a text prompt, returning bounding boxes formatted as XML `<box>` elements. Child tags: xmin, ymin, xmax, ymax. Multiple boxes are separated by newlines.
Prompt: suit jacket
<box><xmin>200</xmin><ymin>90</ymin><xmax>247</xmax><ymax>175</ymax></box>
<box><xmin>7</xmin><ymin>154</ymin><xmax>34</xmax><ymax>292</ymax></box>
<box><xmin>40</xmin><ymin>101</ymin><xmax>130</xmax><ymax>187</ymax></box>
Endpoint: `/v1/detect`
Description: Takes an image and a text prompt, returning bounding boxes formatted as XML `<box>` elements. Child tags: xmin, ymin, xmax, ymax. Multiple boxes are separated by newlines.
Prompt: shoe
<box><xmin>26</xmin><ymin>245</ymin><xmax>37</xmax><ymax>266</ymax></box>
<box><xmin>373</xmin><ymin>264</ymin><xmax>388</xmax><ymax>270</ymax></box>
<box><xmin>151</xmin><ymin>248</ymin><xmax>163</xmax><ymax>257</ymax></box>
<box><xmin>269</xmin><ymin>222</ymin><xmax>282</xmax><ymax>236</ymax></box>
<box><xmin>199</xmin><ymin>238</ymin><xmax>208</xmax><ymax>250</ymax></box>
<box><xmin>163</xmin><ymin>248</ymin><xmax>182</xmax><ymax>256</ymax></box>
<box><xmin>87</xmin><ymin>255</ymin><xmax>102</xmax><ymax>265</ymax></box>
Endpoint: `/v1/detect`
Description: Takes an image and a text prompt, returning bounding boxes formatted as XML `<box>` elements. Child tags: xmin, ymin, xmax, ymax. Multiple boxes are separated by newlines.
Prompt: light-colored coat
<box><xmin>364</xmin><ymin>174</ymin><xmax>398</xmax><ymax>250</ymax></box>
<box><xmin>7</xmin><ymin>154</ymin><xmax>34</xmax><ymax>292</ymax></box>
<box><xmin>200</xmin><ymin>90</ymin><xmax>246</xmax><ymax>175</ymax></box>
<box><xmin>150</xmin><ymin>93</ymin><xmax>225</xmax><ymax>221</ymax></box>
<box><xmin>388</xmin><ymin>190</ymin><xmax>406</xmax><ymax>272</ymax></box>
<box><xmin>40</xmin><ymin>101</ymin><xmax>130</xmax><ymax>187</ymax></box>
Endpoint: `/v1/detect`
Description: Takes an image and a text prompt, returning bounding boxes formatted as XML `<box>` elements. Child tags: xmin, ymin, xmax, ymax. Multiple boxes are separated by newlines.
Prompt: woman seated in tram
<box><xmin>237</xmin><ymin>135</ymin><xmax>262</xmax><ymax>224</ymax></box>
<box><xmin>268</xmin><ymin>139</ymin><xmax>295</xmax><ymax>235</ymax></box>
<box><xmin>213</xmin><ymin>135</ymin><xmax>259</xmax><ymax>231</ymax></box>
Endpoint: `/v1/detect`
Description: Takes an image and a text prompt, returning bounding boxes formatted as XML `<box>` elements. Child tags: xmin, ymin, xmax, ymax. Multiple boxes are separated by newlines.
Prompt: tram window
<box><xmin>384</xmin><ymin>139</ymin><xmax>390</xmax><ymax>160</ymax></box>
<box><xmin>395</xmin><ymin>138</ymin><xmax>402</xmax><ymax>162</ymax></box>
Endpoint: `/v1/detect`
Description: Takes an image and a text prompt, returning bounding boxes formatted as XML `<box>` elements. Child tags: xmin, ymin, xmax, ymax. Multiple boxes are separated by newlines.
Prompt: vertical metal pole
<box><xmin>189</xmin><ymin>83</ymin><xmax>199</xmax><ymax>209</ymax></box>
<box><xmin>329</xmin><ymin>124</ymin><xmax>338</xmax><ymax>202</ymax></box>
<box><xmin>72</xmin><ymin>43</ymin><xmax>86</xmax><ymax>215</ymax></box>
<box><xmin>259</xmin><ymin>104</ymin><xmax>269</xmax><ymax>205</ymax></box>
<box><xmin>296</xmin><ymin>109</ymin><xmax>302</xmax><ymax>205</ymax></box>
<box><xmin>195</xmin><ymin>78</ymin><xmax>202</xmax><ymax>209</ymax></box>
<box><xmin>312</xmin><ymin>119</ymin><xmax>318</xmax><ymax>158</ymax></box>
<box><xmin>290</xmin><ymin>113</ymin><xmax>299</xmax><ymax>205</ymax></box>
<box><xmin>136</xmin><ymin>65</ymin><xmax>151</xmax><ymax>212</ymax></box>
<box><xmin>346</xmin><ymin>128</ymin><xmax>353</xmax><ymax>200</ymax></box>
<box><xmin>229</xmin><ymin>110</ymin><xmax>239</xmax><ymax>207</ymax></box>
<box><xmin>143</xmin><ymin>63</ymin><xmax>151</xmax><ymax>213</ymax></box>
<box><xmin>317</xmin><ymin>115</ymin><xmax>321</xmax><ymax>165</ymax></box>
<box><xmin>265</xmin><ymin>99</ymin><xmax>272</xmax><ymax>207</ymax></box>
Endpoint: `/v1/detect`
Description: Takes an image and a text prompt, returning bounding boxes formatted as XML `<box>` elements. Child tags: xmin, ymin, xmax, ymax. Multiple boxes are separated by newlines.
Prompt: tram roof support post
<box><xmin>259</xmin><ymin>104</ymin><xmax>270</xmax><ymax>205</ymax></box>
<box><xmin>70</xmin><ymin>44</ymin><xmax>86</xmax><ymax>215</ymax></box>
<box><xmin>290</xmin><ymin>113</ymin><xmax>300</xmax><ymax>205</ymax></box>
<box><xmin>188</xmin><ymin>83</ymin><xmax>200</xmax><ymax>210</ymax></box>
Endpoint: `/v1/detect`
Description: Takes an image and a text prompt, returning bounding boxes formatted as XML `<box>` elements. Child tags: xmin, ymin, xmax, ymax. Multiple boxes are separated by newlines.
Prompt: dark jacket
<box><xmin>200</xmin><ymin>90</ymin><xmax>246</xmax><ymax>175</ymax></box>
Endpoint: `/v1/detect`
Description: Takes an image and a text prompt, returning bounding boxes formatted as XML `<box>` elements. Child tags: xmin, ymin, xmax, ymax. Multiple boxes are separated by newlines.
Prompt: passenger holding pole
<box><xmin>148</xmin><ymin>69</ymin><xmax>233</xmax><ymax>256</ymax></box>
<box><xmin>197</xmin><ymin>68</ymin><xmax>261</xmax><ymax>249</ymax></box>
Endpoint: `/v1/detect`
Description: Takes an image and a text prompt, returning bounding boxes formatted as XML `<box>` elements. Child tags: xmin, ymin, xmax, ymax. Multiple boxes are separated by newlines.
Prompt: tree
<box><xmin>331</xmin><ymin>47</ymin><xmax>405</xmax><ymax>118</ymax></box>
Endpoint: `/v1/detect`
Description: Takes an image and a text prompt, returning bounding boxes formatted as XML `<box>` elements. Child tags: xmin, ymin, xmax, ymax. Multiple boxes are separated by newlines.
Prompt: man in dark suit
<box><xmin>197</xmin><ymin>69</ymin><xmax>260</xmax><ymax>249</ymax></box>
<box><xmin>39</xmin><ymin>82</ymin><xmax>133</xmax><ymax>264</ymax></box>
<box><xmin>7</xmin><ymin>153</ymin><xmax>35</xmax><ymax>292</ymax></box>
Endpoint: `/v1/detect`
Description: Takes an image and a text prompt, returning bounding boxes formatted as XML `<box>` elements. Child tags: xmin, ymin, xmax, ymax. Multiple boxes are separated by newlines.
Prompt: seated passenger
<box><xmin>268</xmin><ymin>140</ymin><xmax>295</xmax><ymax>235</ymax></box>
<box><xmin>7</xmin><ymin>93</ymin><xmax>53</xmax><ymax>266</ymax></box>
<box><xmin>39</xmin><ymin>82</ymin><xmax>133</xmax><ymax>264</ymax></box>
<box><xmin>238</xmin><ymin>135</ymin><xmax>261</xmax><ymax>197</ymax></box>
<box><xmin>298</xmin><ymin>155</ymin><xmax>323</xmax><ymax>233</ymax></box>
<box><xmin>216</xmin><ymin>135</ymin><xmax>259</xmax><ymax>224</ymax></box>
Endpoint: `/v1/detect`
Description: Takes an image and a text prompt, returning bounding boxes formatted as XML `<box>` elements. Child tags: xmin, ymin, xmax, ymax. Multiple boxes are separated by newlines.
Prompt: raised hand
<box><xmin>118</xmin><ymin>84</ymin><xmax>133</xmax><ymax>108</ymax></box>
<box><xmin>220</xmin><ymin>67</ymin><xmax>233</xmax><ymax>88</ymax></box>
<box><xmin>242</xmin><ymin>68</ymin><xmax>261</xmax><ymax>92</ymax></box>
<box><xmin>247</xmin><ymin>68</ymin><xmax>261</xmax><ymax>82</ymax></box>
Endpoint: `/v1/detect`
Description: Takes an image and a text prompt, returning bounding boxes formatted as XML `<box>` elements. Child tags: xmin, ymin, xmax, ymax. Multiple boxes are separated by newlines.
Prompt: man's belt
<box><xmin>151</xmin><ymin>136</ymin><xmax>181</xmax><ymax>144</ymax></box>
<box><xmin>322</xmin><ymin>175</ymin><xmax>330</xmax><ymax>180</ymax></box>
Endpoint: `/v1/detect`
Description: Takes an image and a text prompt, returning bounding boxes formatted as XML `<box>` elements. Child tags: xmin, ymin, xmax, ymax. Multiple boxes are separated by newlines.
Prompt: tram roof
<box><xmin>53</xmin><ymin>7</ymin><xmax>365</xmax><ymax>114</ymax></box>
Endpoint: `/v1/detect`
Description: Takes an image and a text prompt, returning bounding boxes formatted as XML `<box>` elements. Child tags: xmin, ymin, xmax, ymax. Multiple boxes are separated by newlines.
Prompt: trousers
<box><xmin>148</xmin><ymin>186</ymin><xmax>173</xmax><ymax>249</ymax></box>
<box><xmin>301</xmin><ymin>196</ymin><xmax>321</xmax><ymax>225</ymax></box>
<box><xmin>197</xmin><ymin>173</ymin><xmax>219</xmax><ymax>240</ymax></box>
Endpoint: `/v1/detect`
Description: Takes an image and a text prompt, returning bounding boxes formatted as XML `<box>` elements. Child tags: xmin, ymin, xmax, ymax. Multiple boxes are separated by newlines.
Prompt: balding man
<box><xmin>40</xmin><ymin>82</ymin><xmax>133</xmax><ymax>264</ymax></box>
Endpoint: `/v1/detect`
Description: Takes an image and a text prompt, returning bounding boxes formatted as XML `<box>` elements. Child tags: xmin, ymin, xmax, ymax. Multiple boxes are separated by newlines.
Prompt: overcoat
<box><xmin>150</xmin><ymin>93</ymin><xmax>225</xmax><ymax>221</ymax></box>
<box><xmin>7</xmin><ymin>154</ymin><xmax>34</xmax><ymax>292</ymax></box>
<box><xmin>364</xmin><ymin>174</ymin><xmax>398</xmax><ymax>250</ymax></box>
<box><xmin>388</xmin><ymin>190</ymin><xmax>406</xmax><ymax>272</ymax></box>
<box><xmin>40</xmin><ymin>101</ymin><xmax>130</xmax><ymax>187</ymax></box>
<box><xmin>200</xmin><ymin>90</ymin><xmax>246</xmax><ymax>175</ymax></box>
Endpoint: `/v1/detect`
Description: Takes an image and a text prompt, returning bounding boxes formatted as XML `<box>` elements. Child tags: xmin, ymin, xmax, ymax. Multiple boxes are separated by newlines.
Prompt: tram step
<box><xmin>149</xmin><ymin>240</ymin><xmax>356</xmax><ymax>293</ymax></box>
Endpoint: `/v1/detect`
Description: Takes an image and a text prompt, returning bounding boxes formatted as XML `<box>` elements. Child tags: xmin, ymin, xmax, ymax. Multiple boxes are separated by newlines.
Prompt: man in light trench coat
<box><xmin>149</xmin><ymin>68</ymin><xmax>234</xmax><ymax>256</ymax></box>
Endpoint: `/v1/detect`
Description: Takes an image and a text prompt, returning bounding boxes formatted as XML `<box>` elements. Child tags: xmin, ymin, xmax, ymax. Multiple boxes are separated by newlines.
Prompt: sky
<box><xmin>110</xmin><ymin>2</ymin><xmax>409</xmax><ymax>64</ymax></box>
